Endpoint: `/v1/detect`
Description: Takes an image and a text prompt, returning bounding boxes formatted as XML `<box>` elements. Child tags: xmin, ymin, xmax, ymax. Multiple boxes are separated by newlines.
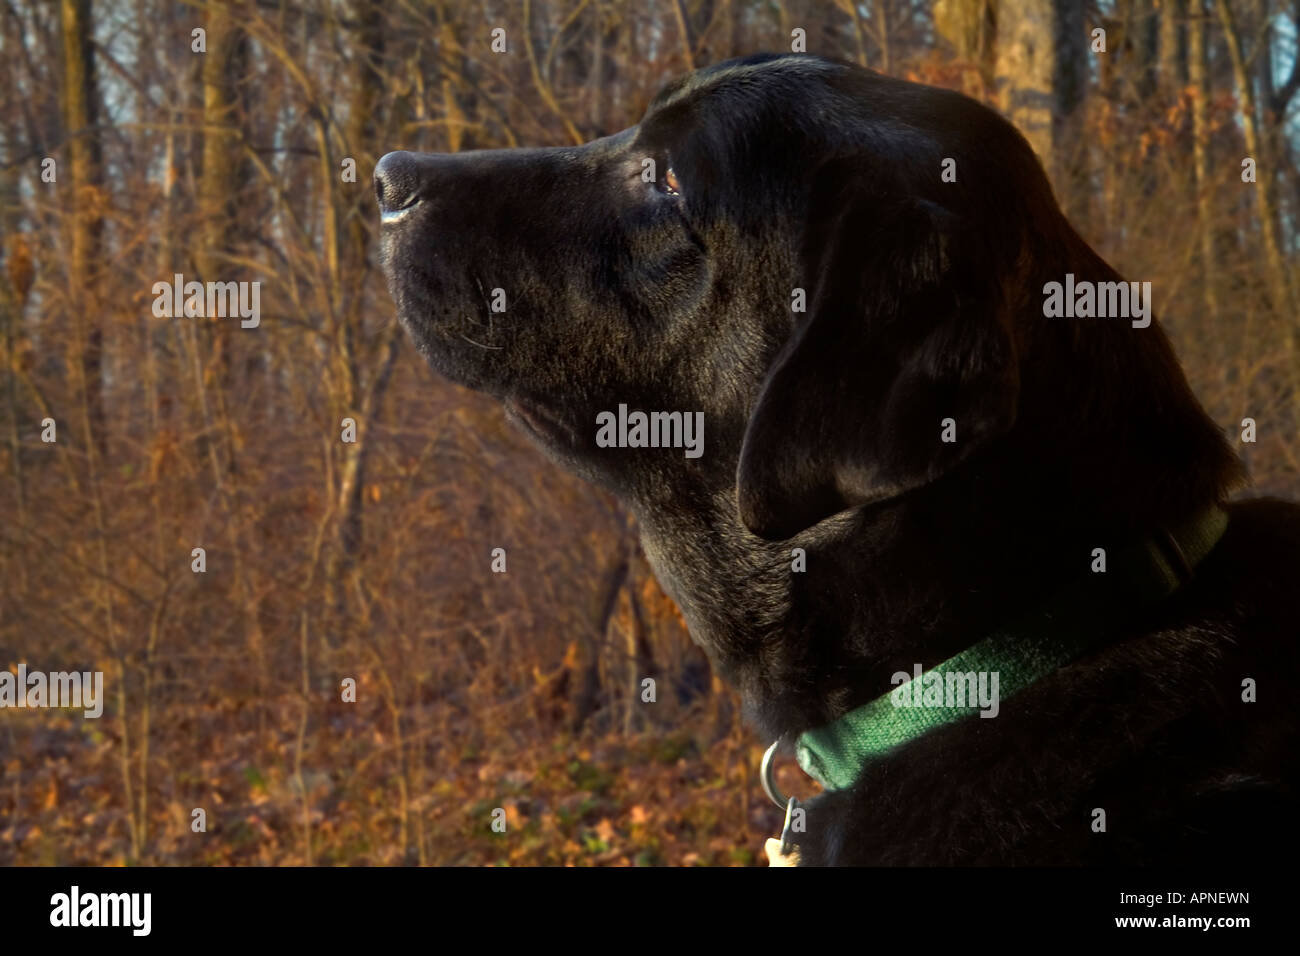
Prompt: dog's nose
<box><xmin>374</xmin><ymin>150</ymin><xmax>422</xmax><ymax>213</ymax></box>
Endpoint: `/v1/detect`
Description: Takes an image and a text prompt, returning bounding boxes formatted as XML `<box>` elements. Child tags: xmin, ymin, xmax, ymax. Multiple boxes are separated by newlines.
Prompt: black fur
<box><xmin>377</xmin><ymin>54</ymin><xmax>1299</xmax><ymax>865</ymax></box>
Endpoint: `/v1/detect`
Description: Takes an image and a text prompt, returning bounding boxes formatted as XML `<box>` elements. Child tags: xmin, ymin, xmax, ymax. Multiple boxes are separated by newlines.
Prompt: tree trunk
<box><xmin>324</xmin><ymin>2</ymin><xmax>396</xmax><ymax>652</ymax></box>
<box><xmin>1215</xmin><ymin>0</ymin><xmax>1294</xmax><ymax>318</ymax></box>
<box><xmin>198</xmin><ymin>0</ymin><xmax>248</xmax><ymax>392</ymax></box>
<box><xmin>1189</xmin><ymin>0</ymin><xmax>1220</xmax><ymax>322</ymax></box>
<box><xmin>1</xmin><ymin>176</ymin><xmax>30</xmax><ymax>594</ymax></box>
<box><xmin>60</xmin><ymin>0</ymin><xmax>105</xmax><ymax>456</ymax></box>
<box><xmin>623</xmin><ymin>548</ymin><xmax>657</xmax><ymax>734</ymax></box>
<box><xmin>570</xmin><ymin>552</ymin><xmax>628</xmax><ymax>731</ymax></box>
<box><xmin>994</xmin><ymin>0</ymin><xmax>1086</xmax><ymax>190</ymax></box>
<box><xmin>1157</xmin><ymin>0</ymin><xmax>1186</xmax><ymax>92</ymax></box>
<box><xmin>934</xmin><ymin>0</ymin><xmax>996</xmax><ymax>90</ymax></box>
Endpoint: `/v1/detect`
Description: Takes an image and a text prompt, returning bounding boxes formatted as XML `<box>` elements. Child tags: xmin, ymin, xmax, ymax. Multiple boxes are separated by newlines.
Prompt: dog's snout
<box><xmin>374</xmin><ymin>150</ymin><xmax>422</xmax><ymax>214</ymax></box>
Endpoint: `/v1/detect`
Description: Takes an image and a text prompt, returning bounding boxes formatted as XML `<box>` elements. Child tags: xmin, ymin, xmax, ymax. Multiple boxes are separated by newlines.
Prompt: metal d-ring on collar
<box><xmin>761</xmin><ymin>741</ymin><xmax>801</xmax><ymax>856</ymax></box>
<box><xmin>760</xmin><ymin>740</ymin><xmax>789</xmax><ymax>809</ymax></box>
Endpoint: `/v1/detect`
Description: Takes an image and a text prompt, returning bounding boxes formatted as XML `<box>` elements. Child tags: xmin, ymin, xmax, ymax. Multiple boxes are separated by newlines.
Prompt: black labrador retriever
<box><xmin>376</xmin><ymin>53</ymin><xmax>1299</xmax><ymax>865</ymax></box>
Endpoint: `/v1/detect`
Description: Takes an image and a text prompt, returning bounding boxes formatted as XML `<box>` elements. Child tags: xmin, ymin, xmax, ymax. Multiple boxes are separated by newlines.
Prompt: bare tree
<box><xmin>59</xmin><ymin>0</ymin><xmax>104</xmax><ymax>453</ymax></box>
<box><xmin>994</xmin><ymin>0</ymin><xmax>1086</xmax><ymax>179</ymax></box>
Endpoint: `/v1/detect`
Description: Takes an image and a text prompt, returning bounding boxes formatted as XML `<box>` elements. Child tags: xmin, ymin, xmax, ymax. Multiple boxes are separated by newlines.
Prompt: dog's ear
<box><xmin>737</xmin><ymin>165</ymin><xmax>1020</xmax><ymax>540</ymax></box>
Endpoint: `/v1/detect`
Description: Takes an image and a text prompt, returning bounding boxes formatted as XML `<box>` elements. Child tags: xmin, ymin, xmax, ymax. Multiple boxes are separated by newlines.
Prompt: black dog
<box><xmin>377</xmin><ymin>53</ymin><xmax>1299</xmax><ymax>865</ymax></box>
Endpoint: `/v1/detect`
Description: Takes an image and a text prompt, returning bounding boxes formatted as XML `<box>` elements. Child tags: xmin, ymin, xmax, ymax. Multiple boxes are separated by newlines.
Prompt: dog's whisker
<box><xmin>458</xmin><ymin>332</ymin><xmax>503</xmax><ymax>351</ymax></box>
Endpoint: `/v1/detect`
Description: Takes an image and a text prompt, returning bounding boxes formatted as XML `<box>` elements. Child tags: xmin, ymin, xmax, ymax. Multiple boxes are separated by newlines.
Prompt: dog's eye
<box><xmin>660</xmin><ymin>167</ymin><xmax>682</xmax><ymax>197</ymax></box>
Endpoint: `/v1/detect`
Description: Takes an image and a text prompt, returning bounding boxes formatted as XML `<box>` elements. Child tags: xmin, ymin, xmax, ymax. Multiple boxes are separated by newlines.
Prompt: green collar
<box><xmin>795</xmin><ymin>504</ymin><xmax>1230</xmax><ymax>792</ymax></box>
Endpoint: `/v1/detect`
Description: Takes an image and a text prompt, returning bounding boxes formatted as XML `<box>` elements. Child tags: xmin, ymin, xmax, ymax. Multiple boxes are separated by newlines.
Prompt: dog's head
<box><xmin>378</xmin><ymin>54</ymin><xmax>1240</xmax><ymax>706</ymax></box>
<box><xmin>377</xmin><ymin>55</ymin><xmax>1059</xmax><ymax>530</ymax></box>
